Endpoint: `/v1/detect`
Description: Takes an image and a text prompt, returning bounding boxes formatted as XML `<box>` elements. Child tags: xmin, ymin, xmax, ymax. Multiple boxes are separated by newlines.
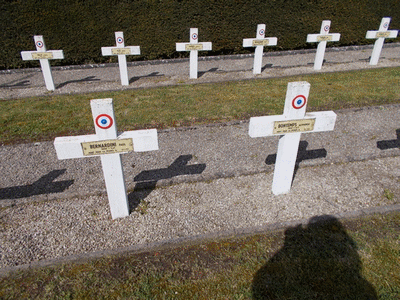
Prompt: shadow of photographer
<box><xmin>252</xmin><ymin>215</ymin><xmax>377</xmax><ymax>299</ymax></box>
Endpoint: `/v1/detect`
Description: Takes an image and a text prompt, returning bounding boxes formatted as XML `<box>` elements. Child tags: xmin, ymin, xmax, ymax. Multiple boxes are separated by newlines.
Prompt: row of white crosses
<box><xmin>53</xmin><ymin>81</ymin><xmax>334</xmax><ymax>219</ymax></box>
<box><xmin>21</xmin><ymin>18</ymin><xmax>398</xmax><ymax>90</ymax></box>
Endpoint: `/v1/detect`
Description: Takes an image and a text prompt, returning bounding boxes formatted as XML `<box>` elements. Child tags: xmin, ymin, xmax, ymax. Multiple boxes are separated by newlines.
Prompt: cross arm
<box><xmin>21</xmin><ymin>50</ymin><xmax>64</xmax><ymax>60</ymax></box>
<box><xmin>243</xmin><ymin>37</ymin><xmax>278</xmax><ymax>47</ymax></box>
<box><xmin>249</xmin><ymin>111</ymin><xmax>336</xmax><ymax>138</ymax></box>
<box><xmin>306</xmin><ymin>33</ymin><xmax>340</xmax><ymax>43</ymax></box>
<box><xmin>101</xmin><ymin>46</ymin><xmax>141</xmax><ymax>56</ymax></box>
<box><xmin>366</xmin><ymin>30</ymin><xmax>398</xmax><ymax>39</ymax></box>
<box><xmin>176</xmin><ymin>42</ymin><xmax>212</xmax><ymax>51</ymax></box>
<box><xmin>54</xmin><ymin>129</ymin><xmax>158</xmax><ymax>159</ymax></box>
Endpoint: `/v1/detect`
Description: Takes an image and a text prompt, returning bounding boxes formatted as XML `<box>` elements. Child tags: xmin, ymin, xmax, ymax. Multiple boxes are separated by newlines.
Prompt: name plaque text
<box><xmin>376</xmin><ymin>32</ymin><xmax>391</xmax><ymax>38</ymax></box>
<box><xmin>273</xmin><ymin>119</ymin><xmax>316</xmax><ymax>134</ymax></box>
<box><xmin>317</xmin><ymin>35</ymin><xmax>333</xmax><ymax>42</ymax></box>
<box><xmin>252</xmin><ymin>39</ymin><xmax>270</xmax><ymax>46</ymax></box>
<box><xmin>185</xmin><ymin>44</ymin><xmax>203</xmax><ymax>51</ymax></box>
<box><xmin>111</xmin><ymin>48</ymin><xmax>132</xmax><ymax>55</ymax></box>
<box><xmin>81</xmin><ymin>138</ymin><xmax>133</xmax><ymax>156</ymax></box>
<box><xmin>32</xmin><ymin>52</ymin><xmax>54</xmax><ymax>59</ymax></box>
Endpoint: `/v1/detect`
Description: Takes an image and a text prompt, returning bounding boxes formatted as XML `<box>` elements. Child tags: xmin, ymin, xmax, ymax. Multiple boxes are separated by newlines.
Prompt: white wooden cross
<box><xmin>21</xmin><ymin>35</ymin><xmax>64</xmax><ymax>91</ymax></box>
<box><xmin>243</xmin><ymin>24</ymin><xmax>278</xmax><ymax>74</ymax></box>
<box><xmin>366</xmin><ymin>17</ymin><xmax>398</xmax><ymax>65</ymax></box>
<box><xmin>101</xmin><ymin>31</ymin><xmax>141</xmax><ymax>86</ymax></box>
<box><xmin>307</xmin><ymin>20</ymin><xmax>341</xmax><ymax>70</ymax></box>
<box><xmin>54</xmin><ymin>98</ymin><xmax>158</xmax><ymax>219</ymax></box>
<box><xmin>176</xmin><ymin>28</ymin><xmax>212</xmax><ymax>79</ymax></box>
<box><xmin>248</xmin><ymin>81</ymin><xmax>336</xmax><ymax>195</ymax></box>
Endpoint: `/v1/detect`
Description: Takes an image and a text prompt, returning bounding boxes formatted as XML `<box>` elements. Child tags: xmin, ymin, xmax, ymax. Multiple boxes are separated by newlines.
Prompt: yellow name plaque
<box><xmin>111</xmin><ymin>48</ymin><xmax>132</xmax><ymax>55</ymax></box>
<box><xmin>252</xmin><ymin>39</ymin><xmax>269</xmax><ymax>46</ymax></box>
<box><xmin>32</xmin><ymin>52</ymin><xmax>54</xmax><ymax>59</ymax></box>
<box><xmin>376</xmin><ymin>32</ymin><xmax>391</xmax><ymax>38</ymax></box>
<box><xmin>317</xmin><ymin>35</ymin><xmax>333</xmax><ymax>42</ymax></box>
<box><xmin>273</xmin><ymin>119</ymin><xmax>316</xmax><ymax>134</ymax></box>
<box><xmin>81</xmin><ymin>138</ymin><xmax>133</xmax><ymax>156</ymax></box>
<box><xmin>185</xmin><ymin>44</ymin><xmax>203</xmax><ymax>51</ymax></box>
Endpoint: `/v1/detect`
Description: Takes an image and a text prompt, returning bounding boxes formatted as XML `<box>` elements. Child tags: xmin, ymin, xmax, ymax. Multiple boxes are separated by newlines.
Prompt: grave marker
<box><xmin>21</xmin><ymin>35</ymin><xmax>64</xmax><ymax>91</ymax></box>
<box><xmin>366</xmin><ymin>17</ymin><xmax>398</xmax><ymax>65</ymax></box>
<box><xmin>243</xmin><ymin>24</ymin><xmax>278</xmax><ymax>74</ymax></box>
<box><xmin>248</xmin><ymin>81</ymin><xmax>336</xmax><ymax>195</ymax></box>
<box><xmin>307</xmin><ymin>20</ymin><xmax>340</xmax><ymax>70</ymax></box>
<box><xmin>54</xmin><ymin>98</ymin><xmax>158</xmax><ymax>219</ymax></box>
<box><xmin>176</xmin><ymin>28</ymin><xmax>212</xmax><ymax>79</ymax></box>
<box><xmin>101</xmin><ymin>32</ymin><xmax>141</xmax><ymax>86</ymax></box>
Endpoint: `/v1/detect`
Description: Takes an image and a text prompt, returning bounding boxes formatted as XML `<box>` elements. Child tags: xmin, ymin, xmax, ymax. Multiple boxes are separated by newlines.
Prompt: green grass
<box><xmin>1</xmin><ymin>67</ymin><xmax>400</xmax><ymax>145</ymax></box>
<box><xmin>0</xmin><ymin>211</ymin><xmax>399</xmax><ymax>299</ymax></box>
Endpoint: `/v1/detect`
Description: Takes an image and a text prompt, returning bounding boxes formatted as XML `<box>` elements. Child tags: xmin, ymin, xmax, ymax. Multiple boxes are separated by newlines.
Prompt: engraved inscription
<box><xmin>273</xmin><ymin>119</ymin><xmax>316</xmax><ymax>134</ymax></box>
<box><xmin>31</xmin><ymin>52</ymin><xmax>54</xmax><ymax>59</ymax></box>
<box><xmin>111</xmin><ymin>48</ymin><xmax>132</xmax><ymax>55</ymax></box>
<box><xmin>185</xmin><ymin>44</ymin><xmax>203</xmax><ymax>51</ymax></box>
<box><xmin>81</xmin><ymin>138</ymin><xmax>133</xmax><ymax>156</ymax></box>
<box><xmin>376</xmin><ymin>32</ymin><xmax>391</xmax><ymax>38</ymax></box>
<box><xmin>252</xmin><ymin>39</ymin><xmax>269</xmax><ymax>46</ymax></box>
<box><xmin>317</xmin><ymin>35</ymin><xmax>333</xmax><ymax>42</ymax></box>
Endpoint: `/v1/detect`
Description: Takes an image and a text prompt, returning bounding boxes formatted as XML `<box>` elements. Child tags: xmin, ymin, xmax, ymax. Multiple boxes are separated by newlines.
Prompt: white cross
<box><xmin>366</xmin><ymin>17</ymin><xmax>398</xmax><ymax>65</ymax></box>
<box><xmin>21</xmin><ymin>35</ymin><xmax>64</xmax><ymax>91</ymax></box>
<box><xmin>54</xmin><ymin>98</ymin><xmax>158</xmax><ymax>219</ymax></box>
<box><xmin>248</xmin><ymin>81</ymin><xmax>336</xmax><ymax>195</ymax></box>
<box><xmin>243</xmin><ymin>24</ymin><xmax>278</xmax><ymax>74</ymax></box>
<box><xmin>101</xmin><ymin>32</ymin><xmax>141</xmax><ymax>86</ymax></box>
<box><xmin>307</xmin><ymin>20</ymin><xmax>341</xmax><ymax>70</ymax></box>
<box><xmin>176</xmin><ymin>28</ymin><xmax>212</xmax><ymax>79</ymax></box>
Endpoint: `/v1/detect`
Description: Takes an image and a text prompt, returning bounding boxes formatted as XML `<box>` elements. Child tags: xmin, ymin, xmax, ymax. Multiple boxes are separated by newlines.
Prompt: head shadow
<box><xmin>252</xmin><ymin>215</ymin><xmax>377</xmax><ymax>299</ymax></box>
<box><xmin>129</xmin><ymin>71</ymin><xmax>165</xmax><ymax>84</ymax></box>
<box><xmin>377</xmin><ymin>129</ymin><xmax>400</xmax><ymax>150</ymax></box>
<box><xmin>56</xmin><ymin>76</ymin><xmax>100</xmax><ymax>89</ymax></box>
<box><xmin>128</xmin><ymin>154</ymin><xmax>206</xmax><ymax>213</ymax></box>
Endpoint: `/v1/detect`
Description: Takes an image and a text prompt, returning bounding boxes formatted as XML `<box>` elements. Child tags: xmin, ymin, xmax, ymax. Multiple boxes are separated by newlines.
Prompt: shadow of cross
<box><xmin>128</xmin><ymin>155</ymin><xmax>206</xmax><ymax>212</ymax></box>
<box><xmin>0</xmin><ymin>169</ymin><xmax>74</xmax><ymax>200</ymax></box>
<box><xmin>377</xmin><ymin>129</ymin><xmax>400</xmax><ymax>150</ymax></box>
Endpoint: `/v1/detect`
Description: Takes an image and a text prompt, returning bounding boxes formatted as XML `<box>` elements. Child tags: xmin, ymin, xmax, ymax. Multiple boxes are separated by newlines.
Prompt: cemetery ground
<box><xmin>1</xmin><ymin>46</ymin><xmax>400</xmax><ymax>297</ymax></box>
<box><xmin>0</xmin><ymin>211</ymin><xmax>399</xmax><ymax>298</ymax></box>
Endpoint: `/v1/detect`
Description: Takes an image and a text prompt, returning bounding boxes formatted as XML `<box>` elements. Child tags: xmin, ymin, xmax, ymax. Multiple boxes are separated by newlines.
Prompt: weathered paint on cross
<box><xmin>366</xmin><ymin>17</ymin><xmax>398</xmax><ymax>65</ymax></box>
<box><xmin>249</xmin><ymin>82</ymin><xmax>336</xmax><ymax>195</ymax></box>
<box><xmin>176</xmin><ymin>28</ymin><xmax>212</xmax><ymax>79</ymax></box>
<box><xmin>307</xmin><ymin>21</ymin><xmax>340</xmax><ymax>70</ymax></box>
<box><xmin>54</xmin><ymin>98</ymin><xmax>158</xmax><ymax>219</ymax></box>
<box><xmin>243</xmin><ymin>24</ymin><xmax>278</xmax><ymax>74</ymax></box>
<box><xmin>20</xmin><ymin>35</ymin><xmax>64</xmax><ymax>91</ymax></box>
<box><xmin>101</xmin><ymin>32</ymin><xmax>141</xmax><ymax>85</ymax></box>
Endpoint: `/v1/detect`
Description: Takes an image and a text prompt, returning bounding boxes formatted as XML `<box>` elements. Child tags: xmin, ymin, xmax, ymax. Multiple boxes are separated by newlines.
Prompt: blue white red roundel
<box><xmin>117</xmin><ymin>37</ymin><xmax>124</xmax><ymax>44</ymax></box>
<box><xmin>292</xmin><ymin>95</ymin><xmax>307</xmax><ymax>109</ymax></box>
<box><xmin>383</xmin><ymin>22</ymin><xmax>389</xmax><ymax>29</ymax></box>
<box><xmin>192</xmin><ymin>33</ymin><xmax>198</xmax><ymax>40</ymax></box>
<box><xmin>259</xmin><ymin>29</ymin><xmax>265</xmax><ymax>36</ymax></box>
<box><xmin>324</xmin><ymin>25</ymin><xmax>330</xmax><ymax>32</ymax></box>
<box><xmin>36</xmin><ymin>41</ymin><xmax>44</xmax><ymax>48</ymax></box>
<box><xmin>95</xmin><ymin>114</ymin><xmax>114</xmax><ymax>129</ymax></box>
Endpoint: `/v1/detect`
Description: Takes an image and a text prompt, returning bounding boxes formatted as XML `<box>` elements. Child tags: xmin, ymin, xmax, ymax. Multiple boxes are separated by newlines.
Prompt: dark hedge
<box><xmin>0</xmin><ymin>0</ymin><xmax>399</xmax><ymax>69</ymax></box>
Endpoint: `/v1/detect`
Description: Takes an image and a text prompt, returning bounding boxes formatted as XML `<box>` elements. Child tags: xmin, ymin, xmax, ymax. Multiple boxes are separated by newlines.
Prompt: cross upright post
<box><xmin>366</xmin><ymin>17</ymin><xmax>399</xmax><ymax>65</ymax></box>
<box><xmin>101</xmin><ymin>32</ymin><xmax>141</xmax><ymax>86</ymax></box>
<box><xmin>307</xmin><ymin>21</ymin><xmax>341</xmax><ymax>70</ymax></box>
<box><xmin>54</xmin><ymin>98</ymin><xmax>158</xmax><ymax>219</ymax></box>
<box><xmin>21</xmin><ymin>35</ymin><xmax>64</xmax><ymax>91</ymax></box>
<box><xmin>249</xmin><ymin>82</ymin><xmax>337</xmax><ymax>195</ymax></box>
<box><xmin>243</xmin><ymin>24</ymin><xmax>278</xmax><ymax>74</ymax></box>
<box><xmin>176</xmin><ymin>28</ymin><xmax>212</xmax><ymax>79</ymax></box>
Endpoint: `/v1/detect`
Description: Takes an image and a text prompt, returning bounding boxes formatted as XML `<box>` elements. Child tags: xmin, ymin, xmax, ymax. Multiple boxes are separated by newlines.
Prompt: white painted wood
<box><xmin>242</xmin><ymin>24</ymin><xmax>278</xmax><ymax>74</ymax></box>
<box><xmin>366</xmin><ymin>17</ymin><xmax>399</xmax><ymax>65</ymax></box>
<box><xmin>53</xmin><ymin>98</ymin><xmax>159</xmax><ymax>219</ymax></box>
<box><xmin>248</xmin><ymin>82</ymin><xmax>337</xmax><ymax>195</ymax></box>
<box><xmin>176</xmin><ymin>28</ymin><xmax>212</xmax><ymax>79</ymax></box>
<box><xmin>20</xmin><ymin>35</ymin><xmax>64</xmax><ymax>91</ymax></box>
<box><xmin>306</xmin><ymin>21</ymin><xmax>341</xmax><ymax>70</ymax></box>
<box><xmin>101</xmin><ymin>32</ymin><xmax>141</xmax><ymax>86</ymax></box>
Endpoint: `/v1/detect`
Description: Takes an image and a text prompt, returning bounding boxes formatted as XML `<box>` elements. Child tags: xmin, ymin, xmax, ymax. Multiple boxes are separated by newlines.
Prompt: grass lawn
<box><xmin>0</xmin><ymin>211</ymin><xmax>399</xmax><ymax>299</ymax></box>
<box><xmin>1</xmin><ymin>67</ymin><xmax>400</xmax><ymax>145</ymax></box>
